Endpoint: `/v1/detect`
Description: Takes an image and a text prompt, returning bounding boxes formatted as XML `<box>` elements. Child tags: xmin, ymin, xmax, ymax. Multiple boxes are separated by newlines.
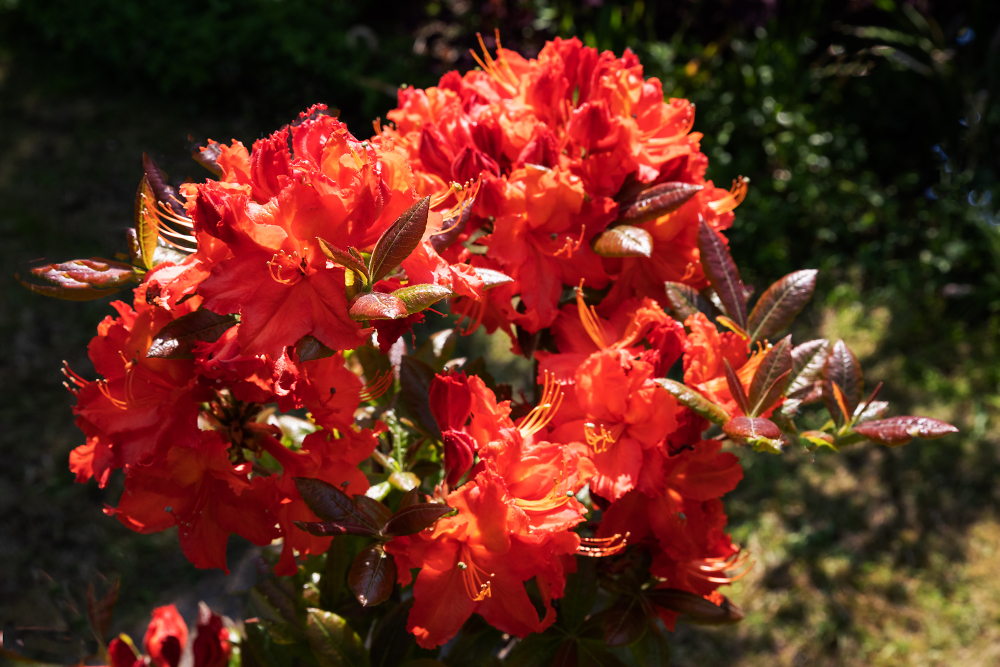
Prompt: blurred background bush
<box><xmin>2</xmin><ymin>1</ymin><xmax>999</xmax><ymax>664</ymax></box>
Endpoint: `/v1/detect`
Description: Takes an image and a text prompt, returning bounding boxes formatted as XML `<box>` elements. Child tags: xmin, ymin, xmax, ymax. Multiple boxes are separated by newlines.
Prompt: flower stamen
<box><xmin>358</xmin><ymin>371</ymin><xmax>394</xmax><ymax>402</ymax></box>
<box><xmin>707</xmin><ymin>176</ymin><xmax>749</xmax><ymax>214</ymax></box>
<box><xmin>518</xmin><ymin>371</ymin><xmax>563</xmax><ymax>438</ymax></box>
<box><xmin>576</xmin><ymin>280</ymin><xmax>609</xmax><ymax>349</ymax></box>
<box><xmin>458</xmin><ymin>545</ymin><xmax>494</xmax><ymax>601</ymax></box>
<box><xmin>577</xmin><ymin>532</ymin><xmax>630</xmax><ymax>557</ymax></box>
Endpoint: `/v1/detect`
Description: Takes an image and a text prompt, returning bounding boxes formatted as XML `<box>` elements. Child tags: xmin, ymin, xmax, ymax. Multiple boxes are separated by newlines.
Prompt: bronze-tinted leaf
<box><xmin>748</xmin><ymin>335</ymin><xmax>792</xmax><ymax>416</ymax></box>
<box><xmin>369</xmin><ymin>196</ymin><xmax>431</xmax><ymax>283</ymax></box>
<box><xmin>20</xmin><ymin>258</ymin><xmax>136</xmax><ymax>301</ymax></box>
<box><xmin>664</xmin><ymin>281</ymin><xmax>703</xmax><ymax>321</ymax></box>
<box><xmin>854</xmin><ymin>400</ymin><xmax>889</xmax><ymax>423</ymax></box>
<box><xmin>317</xmin><ymin>238</ymin><xmax>370</xmax><ymax>283</ymax></box>
<box><xmin>291</xmin><ymin>520</ymin><xmax>381</xmax><ymax>539</ymax></box>
<box><xmin>603</xmin><ymin>596</ymin><xmax>648</xmax><ymax>647</ymax></box>
<box><xmin>473</xmin><ymin>267</ymin><xmax>514</xmax><ymax>290</ymax></box>
<box><xmin>723</xmin><ymin>416</ymin><xmax>782</xmax><ymax>440</ymax></box>
<box><xmin>348</xmin><ymin>545</ymin><xmax>396</xmax><ymax>607</ymax></box>
<box><xmin>293</xmin><ymin>478</ymin><xmax>381</xmax><ymax>531</ymax></box>
<box><xmin>294</xmin><ymin>335</ymin><xmax>338</xmax><ymax>362</ymax></box>
<box><xmin>147</xmin><ymin>309</ymin><xmax>238</xmax><ymax>359</ymax></box>
<box><xmin>86</xmin><ymin>579</ymin><xmax>119</xmax><ymax>644</ymax></box>
<box><xmin>788</xmin><ymin>339</ymin><xmax>830</xmax><ymax>401</ymax></box>
<box><xmin>349</xmin><ymin>292</ymin><xmax>408</xmax><ymax>321</ymax></box>
<box><xmin>746</xmin><ymin>270</ymin><xmax>818</xmax><ymax>343</ymax></box>
<box><xmin>192</xmin><ymin>139</ymin><xmax>224</xmax><ymax>177</ymax></box>
<box><xmin>383</xmin><ymin>503</ymin><xmax>454</xmax><ymax>537</ymax></box>
<box><xmin>823</xmin><ymin>340</ymin><xmax>863</xmax><ymax>422</ymax></box>
<box><xmin>399</xmin><ymin>487</ymin><xmax>421</xmax><ymax>509</ymax></box>
<box><xmin>354</xmin><ymin>495</ymin><xmax>392</xmax><ymax>530</ymax></box>
<box><xmin>723</xmin><ymin>359</ymin><xmax>752</xmax><ymax>417</ymax></box>
<box><xmin>304</xmin><ymin>608</ymin><xmax>369</xmax><ymax>667</ymax></box>
<box><xmin>697</xmin><ymin>218</ymin><xmax>747</xmax><ymax>329</ymax></box>
<box><xmin>133</xmin><ymin>176</ymin><xmax>160</xmax><ymax>270</ymax></box>
<box><xmin>645</xmin><ymin>588</ymin><xmax>745</xmax><ymax>625</ymax></box>
<box><xmin>430</xmin><ymin>194</ymin><xmax>474</xmax><ymax>254</ymax></box>
<box><xmin>391</xmin><ymin>284</ymin><xmax>452</xmax><ymax>314</ymax></box>
<box><xmin>617</xmin><ymin>181</ymin><xmax>704</xmax><ymax>226</ymax></box>
<box><xmin>853</xmin><ymin>416</ymin><xmax>958</xmax><ymax>447</ymax></box>
<box><xmin>142</xmin><ymin>152</ymin><xmax>186</xmax><ymax>216</ymax></box>
<box><xmin>592</xmin><ymin>225</ymin><xmax>653</xmax><ymax>258</ymax></box>
<box><xmin>654</xmin><ymin>378</ymin><xmax>729</xmax><ymax>425</ymax></box>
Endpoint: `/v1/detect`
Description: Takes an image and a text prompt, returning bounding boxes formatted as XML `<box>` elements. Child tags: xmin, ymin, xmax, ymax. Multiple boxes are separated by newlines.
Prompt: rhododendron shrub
<box><xmin>18</xmin><ymin>37</ymin><xmax>957</xmax><ymax>666</ymax></box>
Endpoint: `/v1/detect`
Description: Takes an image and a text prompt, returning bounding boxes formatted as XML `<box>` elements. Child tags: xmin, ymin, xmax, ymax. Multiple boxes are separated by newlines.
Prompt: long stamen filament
<box><xmin>458</xmin><ymin>545</ymin><xmax>494</xmax><ymax>601</ymax></box>
<box><xmin>576</xmin><ymin>280</ymin><xmax>609</xmax><ymax>349</ymax></box>
<box><xmin>518</xmin><ymin>372</ymin><xmax>563</xmax><ymax>438</ymax></box>
<box><xmin>577</xmin><ymin>532</ymin><xmax>629</xmax><ymax>557</ymax></box>
<box><xmin>358</xmin><ymin>371</ymin><xmax>393</xmax><ymax>402</ymax></box>
<box><xmin>707</xmin><ymin>176</ymin><xmax>748</xmax><ymax>214</ymax></box>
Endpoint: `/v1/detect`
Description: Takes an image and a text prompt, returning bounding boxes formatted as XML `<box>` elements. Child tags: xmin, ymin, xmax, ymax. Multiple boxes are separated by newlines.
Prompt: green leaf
<box><xmin>383</xmin><ymin>503</ymin><xmax>454</xmax><ymax>537</ymax></box>
<box><xmin>146</xmin><ymin>309</ymin><xmax>238</xmax><ymax>359</ymax></box>
<box><xmin>629</xmin><ymin>625</ymin><xmax>671</xmax><ymax>667</ymax></box>
<box><xmin>318</xmin><ymin>238</ymin><xmax>370</xmax><ymax>284</ymax></box>
<box><xmin>560</xmin><ymin>557</ymin><xmax>598</xmax><ymax>630</ymax></box>
<box><xmin>369</xmin><ymin>196</ymin><xmax>431</xmax><ymax>283</ymax></box>
<box><xmin>388</xmin><ymin>471</ymin><xmax>420</xmax><ymax>492</ymax></box>
<box><xmin>20</xmin><ymin>258</ymin><xmax>136</xmax><ymax>301</ymax></box>
<box><xmin>412</xmin><ymin>328</ymin><xmax>457</xmax><ymax>372</ymax></box>
<box><xmin>591</xmin><ymin>225</ymin><xmax>653</xmax><ymax>258</ymax></box>
<box><xmin>349</xmin><ymin>292</ymin><xmax>409</xmax><ymax>320</ymax></box>
<box><xmin>391</xmin><ymin>284</ymin><xmax>452</xmax><ymax>314</ymax></box>
<box><xmin>133</xmin><ymin>176</ymin><xmax>159</xmax><ymax>270</ymax></box>
<box><xmin>348</xmin><ymin>544</ymin><xmax>396</xmax><ymax>607</ymax></box>
<box><xmin>697</xmin><ymin>218</ymin><xmax>747</xmax><ymax>329</ymax></box>
<box><xmin>305</xmin><ymin>608</ymin><xmax>369</xmax><ymax>667</ymax></box>
<box><xmin>746</xmin><ymin>269</ymin><xmax>817</xmax><ymax>343</ymax></box>
<box><xmin>654</xmin><ymin>378</ymin><xmax>729</xmax><ymax>426</ymax></box>
<box><xmin>747</xmin><ymin>335</ymin><xmax>792</xmax><ymax>416</ymax></box>
<box><xmin>244</xmin><ymin>620</ymin><xmax>302</xmax><ymax>667</ymax></box>
<box><xmin>503</xmin><ymin>634</ymin><xmax>564</xmax><ymax>667</ymax></box>
<box><xmin>616</xmin><ymin>181</ymin><xmax>704</xmax><ymax>226</ymax></box>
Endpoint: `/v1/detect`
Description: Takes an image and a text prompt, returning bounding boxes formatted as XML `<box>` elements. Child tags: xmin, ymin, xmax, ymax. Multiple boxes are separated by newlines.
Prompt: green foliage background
<box><xmin>2</xmin><ymin>0</ymin><xmax>1000</xmax><ymax>664</ymax></box>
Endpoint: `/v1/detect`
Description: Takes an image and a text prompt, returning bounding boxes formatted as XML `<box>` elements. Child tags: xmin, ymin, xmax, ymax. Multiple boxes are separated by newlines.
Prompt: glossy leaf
<box><xmin>801</xmin><ymin>430</ymin><xmax>837</xmax><ymax>450</ymax></box>
<box><xmin>391</xmin><ymin>284</ymin><xmax>452</xmax><ymax>314</ymax></box>
<box><xmin>147</xmin><ymin>309</ymin><xmax>238</xmax><ymax>359</ymax></box>
<box><xmin>305</xmin><ymin>608</ymin><xmax>369</xmax><ymax>667</ymax></box>
<box><xmin>591</xmin><ymin>225</ymin><xmax>653</xmax><ymax>258</ymax></box>
<box><xmin>654</xmin><ymin>378</ymin><xmax>729</xmax><ymax>425</ymax></box>
<box><xmin>133</xmin><ymin>176</ymin><xmax>159</xmax><ymax>270</ymax></box>
<box><xmin>823</xmin><ymin>340</ymin><xmax>863</xmax><ymax>423</ymax></box>
<box><xmin>292</xmin><ymin>520</ymin><xmax>381</xmax><ymax>539</ymax></box>
<box><xmin>348</xmin><ymin>545</ymin><xmax>396</xmax><ymax>607</ymax></box>
<box><xmin>142</xmin><ymin>152</ymin><xmax>186</xmax><ymax>216</ymax></box>
<box><xmin>853</xmin><ymin>416</ymin><xmax>958</xmax><ymax>447</ymax></box>
<box><xmin>746</xmin><ymin>270</ymin><xmax>817</xmax><ymax>343</ymax></box>
<box><xmin>369</xmin><ymin>196</ymin><xmax>431</xmax><ymax>283</ymax></box>
<box><xmin>349</xmin><ymin>292</ymin><xmax>408</xmax><ymax>321</ymax></box>
<box><xmin>603</xmin><ymin>596</ymin><xmax>648</xmax><ymax>647</ymax></box>
<box><xmin>399</xmin><ymin>488</ymin><xmax>421</xmax><ymax>510</ymax></box>
<box><xmin>388</xmin><ymin>471</ymin><xmax>420</xmax><ymax>492</ymax></box>
<box><xmin>854</xmin><ymin>400</ymin><xmax>890</xmax><ymax>424</ymax></box>
<box><xmin>86</xmin><ymin>579</ymin><xmax>119</xmax><ymax>644</ymax></box>
<box><xmin>723</xmin><ymin>359</ymin><xmax>752</xmax><ymax>417</ymax></box>
<box><xmin>192</xmin><ymin>139</ymin><xmax>224</xmax><ymax>177</ymax></box>
<box><xmin>787</xmin><ymin>339</ymin><xmax>830</xmax><ymax>401</ymax></box>
<box><xmin>383</xmin><ymin>503</ymin><xmax>454</xmax><ymax>537</ymax></box>
<box><xmin>400</xmin><ymin>356</ymin><xmax>442</xmax><ymax>439</ymax></box>
<box><xmin>318</xmin><ymin>238</ymin><xmax>370</xmax><ymax>283</ymax></box>
<box><xmin>664</xmin><ymin>282</ymin><xmax>702</xmax><ymax>321</ymax></box>
<box><xmin>354</xmin><ymin>495</ymin><xmax>393</xmax><ymax>529</ymax></box>
<box><xmin>698</xmin><ymin>218</ymin><xmax>747</xmax><ymax>329</ymax></box>
<box><xmin>295</xmin><ymin>335</ymin><xmax>338</xmax><ymax>362</ymax></box>
<box><xmin>473</xmin><ymin>266</ymin><xmax>514</xmax><ymax>290</ymax></box>
<box><xmin>293</xmin><ymin>478</ymin><xmax>381</xmax><ymax>531</ymax></box>
<box><xmin>723</xmin><ymin>416</ymin><xmax>782</xmax><ymax>440</ymax></box>
<box><xmin>617</xmin><ymin>181</ymin><xmax>704</xmax><ymax>226</ymax></box>
<box><xmin>20</xmin><ymin>258</ymin><xmax>135</xmax><ymax>300</ymax></box>
<box><xmin>645</xmin><ymin>588</ymin><xmax>745</xmax><ymax>625</ymax></box>
<box><xmin>430</xmin><ymin>194</ymin><xmax>474</xmax><ymax>254</ymax></box>
<box><xmin>244</xmin><ymin>620</ymin><xmax>300</xmax><ymax>667</ymax></box>
<box><xmin>748</xmin><ymin>335</ymin><xmax>792</xmax><ymax>416</ymax></box>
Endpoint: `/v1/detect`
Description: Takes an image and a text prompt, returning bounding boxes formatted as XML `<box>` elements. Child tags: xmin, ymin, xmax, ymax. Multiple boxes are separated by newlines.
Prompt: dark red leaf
<box><xmin>369</xmin><ymin>196</ymin><xmax>431</xmax><ymax>282</ymax></box>
<box><xmin>644</xmin><ymin>588</ymin><xmax>745</xmax><ymax>625</ymax></box>
<box><xmin>754</xmin><ymin>371</ymin><xmax>791</xmax><ymax>420</ymax></box>
<box><xmin>391</xmin><ymin>284</ymin><xmax>452</xmax><ymax>314</ymax></box>
<box><xmin>398</xmin><ymin>488</ymin><xmax>420</xmax><ymax>510</ymax></box>
<box><xmin>748</xmin><ymin>335</ymin><xmax>792</xmax><ymax>416</ymax></box>
<box><xmin>354</xmin><ymin>495</ymin><xmax>392</xmax><ymax>530</ymax></box>
<box><xmin>723</xmin><ymin>359</ymin><xmax>752</xmax><ymax>416</ymax></box>
<box><xmin>142</xmin><ymin>152</ymin><xmax>186</xmax><ymax>217</ymax></box>
<box><xmin>430</xmin><ymin>194</ymin><xmax>474</xmax><ymax>254</ymax></box>
<box><xmin>192</xmin><ymin>139</ymin><xmax>224</xmax><ymax>177</ymax></box>
<box><xmin>349</xmin><ymin>292</ymin><xmax>408</xmax><ymax>321</ymax></box>
<box><xmin>294</xmin><ymin>335</ymin><xmax>338</xmax><ymax>362</ymax></box>
<box><xmin>746</xmin><ymin>270</ymin><xmax>818</xmax><ymax>343</ymax></box>
<box><xmin>664</xmin><ymin>281</ymin><xmax>703</xmax><ymax>321</ymax></box>
<box><xmin>20</xmin><ymin>258</ymin><xmax>136</xmax><ymax>301</ymax></box>
<box><xmin>317</xmin><ymin>238</ymin><xmax>370</xmax><ymax>283</ymax></box>
<box><xmin>617</xmin><ymin>181</ymin><xmax>704</xmax><ymax>226</ymax></box>
<box><xmin>383</xmin><ymin>503</ymin><xmax>454</xmax><ymax>537</ymax></box>
<box><xmin>697</xmin><ymin>218</ymin><xmax>747</xmax><ymax>329</ymax></box>
<box><xmin>293</xmin><ymin>477</ymin><xmax>381</xmax><ymax>530</ymax></box>
<box><xmin>853</xmin><ymin>416</ymin><xmax>958</xmax><ymax>447</ymax></box>
<box><xmin>86</xmin><ymin>579</ymin><xmax>119</xmax><ymax>643</ymax></box>
<box><xmin>292</xmin><ymin>520</ymin><xmax>381</xmax><ymax>539</ymax></box>
<box><xmin>603</xmin><ymin>596</ymin><xmax>648</xmax><ymax>647</ymax></box>
<box><xmin>823</xmin><ymin>340</ymin><xmax>863</xmax><ymax>423</ymax></box>
<box><xmin>348</xmin><ymin>544</ymin><xmax>396</xmax><ymax>607</ymax></box>
<box><xmin>592</xmin><ymin>225</ymin><xmax>653</xmax><ymax>258</ymax></box>
<box><xmin>788</xmin><ymin>339</ymin><xmax>830</xmax><ymax>401</ymax></box>
<box><xmin>147</xmin><ymin>309</ymin><xmax>238</xmax><ymax>359</ymax></box>
<box><xmin>723</xmin><ymin>416</ymin><xmax>782</xmax><ymax>440</ymax></box>
<box><xmin>654</xmin><ymin>378</ymin><xmax>729</xmax><ymax>425</ymax></box>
